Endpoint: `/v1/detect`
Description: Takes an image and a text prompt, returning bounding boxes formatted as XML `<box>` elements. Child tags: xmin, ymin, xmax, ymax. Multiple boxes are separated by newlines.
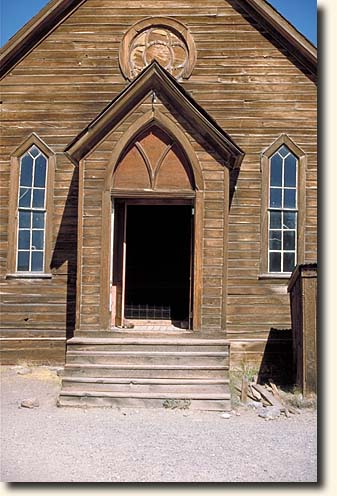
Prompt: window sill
<box><xmin>258</xmin><ymin>273</ymin><xmax>291</xmax><ymax>280</ymax></box>
<box><xmin>6</xmin><ymin>273</ymin><xmax>53</xmax><ymax>280</ymax></box>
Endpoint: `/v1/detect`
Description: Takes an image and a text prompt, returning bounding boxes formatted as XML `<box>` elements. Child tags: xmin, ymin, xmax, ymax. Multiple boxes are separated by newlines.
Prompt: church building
<box><xmin>0</xmin><ymin>0</ymin><xmax>317</xmax><ymax>409</ymax></box>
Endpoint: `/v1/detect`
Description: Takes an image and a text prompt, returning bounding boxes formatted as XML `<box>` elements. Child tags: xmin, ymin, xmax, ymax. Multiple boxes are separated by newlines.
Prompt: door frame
<box><xmin>100</xmin><ymin>191</ymin><xmax>203</xmax><ymax>331</ymax></box>
<box><xmin>113</xmin><ymin>196</ymin><xmax>196</xmax><ymax>329</ymax></box>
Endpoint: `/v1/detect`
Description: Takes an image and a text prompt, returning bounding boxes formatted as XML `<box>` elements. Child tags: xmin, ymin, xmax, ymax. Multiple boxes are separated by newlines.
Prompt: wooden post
<box><xmin>288</xmin><ymin>264</ymin><xmax>317</xmax><ymax>396</ymax></box>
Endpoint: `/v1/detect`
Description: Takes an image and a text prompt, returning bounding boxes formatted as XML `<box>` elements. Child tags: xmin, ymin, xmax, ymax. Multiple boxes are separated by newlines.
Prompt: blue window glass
<box><xmin>284</xmin><ymin>189</ymin><xmax>296</xmax><ymax>208</ymax></box>
<box><xmin>284</xmin><ymin>154</ymin><xmax>297</xmax><ymax>187</ymax></box>
<box><xmin>283</xmin><ymin>211</ymin><xmax>296</xmax><ymax>230</ymax></box>
<box><xmin>270</xmin><ymin>188</ymin><xmax>282</xmax><ymax>208</ymax></box>
<box><xmin>278</xmin><ymin>145</ymin><xmax>289</xmax><ymax>158</ymax></box>
<box><xmin>269</xmin><ymin>252</ymin><xmax>281</xmax><ymax>272</ymax></box>
<box><xmin>19</xmin><ymin>188</ymin><xmax>31</xmax><ymax>208</ymax></box>
<box><xmin>19</xmin><ymin>211</ymin><xmax>31</xmax><ymax>228</ymax></box>
<box><xmin>32</xmin><ymin>231</ymin><xmax>44</xmax><ymax>250</ymax></box>
<box><xmin>270</xmin><ymin>211</ymin><xmax>281</xmax><ymax>229</ymax></box>
<box><xmin>269</xmin><ymin>231</ymin><xmax>281</xmax><ymax>250</ymax></box>
<box><xmin>32</xmin><ymin>189</ymin><xmax>45</xmax><ymax>208</ymax></box>
<box><xmin>283</xmin><ymin>231</ymin><xmax>295</xmax><ymax>251</ymax></box>
<box><xmin>283</xmin><ymin>252</ymin><xmax>295</xmax><ymax>273</ymax></box>
<box><xmin>270</xmin><ymin>155</ymin><xmax>282</xmax><ymax>186</ymax></box>
<box><xmin>20</xmin><ymin>155</ymin><xmax>33</xmax><ymax>187</ymax></box>
<box><xmin>32</xmin><ymin>212</ymin><xmax>45</xmax><ymax>229</ymax></box>
<box><xmin>18</xmin><ymin>230</ymin><xmax>30</xmax><ymax>250</ymax></box>
<box><xmin>29</xmin><ymin>146</ymin><xmax>40</xmax><ymax>158</ymax></box>
<box><xmin>31</xmin><ymin>252</ymin><xmax>43</xmax><ymax>271</ymax></box>
<box><xmin>34</xmin><ymin>155</ymin><xmax>47</xmax><ymax>188</ymax></box>
<box><xmin>17</xmin><ymin>251</ymin><xmax>30</xmax><ymax>271</ymax></box>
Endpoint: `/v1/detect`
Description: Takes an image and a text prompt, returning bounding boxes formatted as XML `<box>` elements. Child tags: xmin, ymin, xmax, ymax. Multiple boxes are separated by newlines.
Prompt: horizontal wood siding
<box><xmin>0</xmin><ymin>338</ymin><xmax>66</xmax><ymax>365</ymax></box>
<box><xmin>0</xmin><ymin>153</ymin><xmax>77</xmax><ymax>363</ymax></box>
<box><xmin>0</xmin><ymin>0</ymin><xmax>316</xmax><ymax>366</ymax></box>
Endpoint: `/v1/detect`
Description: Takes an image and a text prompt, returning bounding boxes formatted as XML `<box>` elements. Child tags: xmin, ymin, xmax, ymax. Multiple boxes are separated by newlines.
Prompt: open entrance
<box><xmin>112</xmin><ymin>201</ymin><xmax>194</xmax><ymax>329</ymax></box>
<box><xmin>126</xmin><ymin>204</ymin><xmax>192</xmax><ymax>323</ymax></box>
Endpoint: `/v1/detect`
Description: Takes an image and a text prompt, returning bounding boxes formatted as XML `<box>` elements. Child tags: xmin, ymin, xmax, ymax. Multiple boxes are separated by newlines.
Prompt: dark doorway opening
<box><xmin>124</xmin><ymin>205</ymin><xmax>192</xmax><ymax>323</ymax></box>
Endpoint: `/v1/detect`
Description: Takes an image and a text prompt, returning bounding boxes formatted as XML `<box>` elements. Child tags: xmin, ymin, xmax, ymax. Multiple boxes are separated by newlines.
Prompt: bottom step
<box><xmin>58</xmin><ymin>391</ymin><xmax>231</xmax><ymax>411</ymax></box>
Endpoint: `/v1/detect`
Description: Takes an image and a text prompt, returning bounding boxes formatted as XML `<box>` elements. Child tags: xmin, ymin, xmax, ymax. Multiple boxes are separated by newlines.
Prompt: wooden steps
<box><xmin>58</xmin><ymin>335</ymin><xmax>231</xmax><ymax>411</ymax></box>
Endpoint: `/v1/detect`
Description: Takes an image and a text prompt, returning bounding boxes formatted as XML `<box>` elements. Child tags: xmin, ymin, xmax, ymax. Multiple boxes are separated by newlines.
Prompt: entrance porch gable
<box><xmin>69</xmin><ymin>63</ymin><xmax>244</xmax><ymax>336</ymax></box>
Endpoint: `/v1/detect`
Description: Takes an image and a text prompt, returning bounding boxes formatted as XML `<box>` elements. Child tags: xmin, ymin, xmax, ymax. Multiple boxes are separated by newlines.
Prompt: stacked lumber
<box><xmin>237</xmin><ymin>376</ymin><xmax>300</xmax><ymax>418</ymax></box>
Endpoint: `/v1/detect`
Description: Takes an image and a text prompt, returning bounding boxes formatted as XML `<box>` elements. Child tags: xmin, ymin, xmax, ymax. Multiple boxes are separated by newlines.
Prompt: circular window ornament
<box><xmin>119</xmin><ymin>18</ymin><xmax>196</xmax><ymax>81</ymax></box>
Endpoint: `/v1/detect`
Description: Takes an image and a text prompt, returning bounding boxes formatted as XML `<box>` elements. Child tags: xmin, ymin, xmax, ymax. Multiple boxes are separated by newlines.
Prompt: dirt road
<box><xmin>0</xmin><ymin>366</ymin><xmax>317</xmax><ymax>482</ymax></box>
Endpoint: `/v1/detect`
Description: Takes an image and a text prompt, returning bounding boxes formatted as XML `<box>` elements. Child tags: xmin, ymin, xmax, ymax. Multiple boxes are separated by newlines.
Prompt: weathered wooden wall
<box><xmin>0</xmin><ymin>0</ymin><xmax>317</xmax><ymax>366</ymax></box>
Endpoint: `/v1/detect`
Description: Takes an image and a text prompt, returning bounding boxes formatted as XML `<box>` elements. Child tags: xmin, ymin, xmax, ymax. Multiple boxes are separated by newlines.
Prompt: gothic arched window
<box><xmin>7</xmin><ymin>134</ymin><xmax>55</xmax><ymax>277</ymax></box>
<box><xmin>17</xmin><ymin>146</ymin><xmax>48</xmax><ymax>272</ymax></box>
<box><xmin>261</xmin><ymin>135</ymin><xmax>306</xmax><ymax>276</ymax></box>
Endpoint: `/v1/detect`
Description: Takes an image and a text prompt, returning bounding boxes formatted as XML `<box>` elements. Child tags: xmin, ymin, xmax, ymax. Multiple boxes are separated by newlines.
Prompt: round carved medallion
<box><xmin>119</xmin><ymin>18</ymin><xmax>196</xmax><ymax>81</ymax></box>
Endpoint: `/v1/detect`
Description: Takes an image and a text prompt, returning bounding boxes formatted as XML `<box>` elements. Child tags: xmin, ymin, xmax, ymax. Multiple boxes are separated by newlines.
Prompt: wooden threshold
<box><xmin>113</xmin><ymin>324</ymin><xmax>193</xmax><ymax>334</ymax></box>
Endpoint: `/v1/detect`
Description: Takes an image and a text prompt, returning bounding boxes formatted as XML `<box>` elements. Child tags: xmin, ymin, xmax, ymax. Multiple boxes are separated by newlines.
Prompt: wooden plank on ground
<box><xmin>240</xmin><ymin>375</ymin><xmax>248</xmax><ymax>403</ymax></box>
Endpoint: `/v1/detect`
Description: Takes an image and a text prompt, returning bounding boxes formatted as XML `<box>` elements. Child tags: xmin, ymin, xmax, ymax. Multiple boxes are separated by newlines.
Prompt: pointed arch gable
<box><xmin>98</xmin><ymin>109</ymin><xmax>207</xmax><ymax>330</ymax></box>
<box><xmin>104</xmin><ymin>109</ymin><xmax>204</xmax><ymax>192</ymax></box>
<box><xmin>261</xmin><ymin>133</ymin><xmax>306</xmax><ymax>162</ymax></box>
<box><xmin>11</xmin><ymin>132</ymin><xmax>55</xmax><ymax>159</ymax></box>
<box><xmin>65</xmin><ymin>62</ymin><xmax>244</xmax><ymax>170</ymax></box>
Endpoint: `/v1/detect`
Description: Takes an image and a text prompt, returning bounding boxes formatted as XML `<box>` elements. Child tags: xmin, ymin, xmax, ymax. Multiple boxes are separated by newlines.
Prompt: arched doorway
<box><xmin>109</xmin><ymin>125</ymin><xmax>199</xmax><ymax>330</ymax></box>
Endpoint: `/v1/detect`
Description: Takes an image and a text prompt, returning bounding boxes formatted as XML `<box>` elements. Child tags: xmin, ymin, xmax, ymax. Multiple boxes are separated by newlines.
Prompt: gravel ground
<box><xmin>0</xmin><ymin>366</ymin><xmax>317</xmax><ymax>483</ymax></box>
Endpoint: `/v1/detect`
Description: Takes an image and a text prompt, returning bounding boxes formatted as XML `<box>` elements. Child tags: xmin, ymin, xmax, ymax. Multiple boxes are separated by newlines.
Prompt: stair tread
<box><xmin>67</xmin><ymin>350</ymin><xmax>228</xmax><ymax>356</ymax></box>
<box><xmin>61</xmin><ymin>376</ymin><xmax>229</xmax><ymax>384</ymax></box>
<box><xmin>59</xmin><ymin>390</ymin><xmax>231</xmax><ymax>399</ymax></box>
<box><xmin>64</xmin><ymin>363</ymin><xmax>229</xmax><ymax>370</ymax></box>
<box><xmin>67</xmin><ymin>337</ymin><xmax>230</xmax><ymax>346</ymax></box>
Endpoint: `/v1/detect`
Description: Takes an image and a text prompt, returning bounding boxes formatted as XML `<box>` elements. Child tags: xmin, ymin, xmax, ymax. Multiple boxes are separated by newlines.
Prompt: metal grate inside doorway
<box><xmin>125</xmin><ymin>303</ymin><xmax>171</xmax><ymax>320</ymax></box>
